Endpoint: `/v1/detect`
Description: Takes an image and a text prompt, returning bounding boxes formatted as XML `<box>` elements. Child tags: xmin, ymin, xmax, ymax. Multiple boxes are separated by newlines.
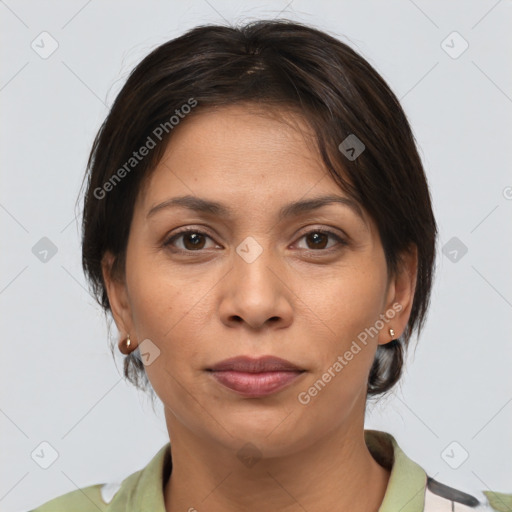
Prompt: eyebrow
<box><xmin>146</xmin><ymin>194</ymin><xmax>365</xmax><ymax>223</ymax></box>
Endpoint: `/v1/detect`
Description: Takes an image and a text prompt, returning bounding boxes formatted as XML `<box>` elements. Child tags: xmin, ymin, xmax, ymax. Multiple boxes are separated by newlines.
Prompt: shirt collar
<box><xmin>110</xmin><ymin>429</ymin><xmax>427</xmax><ymax>512</ymax></box>
<box><xmin>108</xmin><ymin>442</ymin><xmax>170</xmax><ymax>511</ymax></box>
<box><xmin>365</xmin><ymin>430</ymin><xmax>428</xmax><ymax>512</ymax></box>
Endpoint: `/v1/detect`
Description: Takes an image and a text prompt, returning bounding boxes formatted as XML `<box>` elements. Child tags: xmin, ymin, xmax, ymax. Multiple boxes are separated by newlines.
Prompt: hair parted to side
<box><xmin>81</xmin><ymin>19</ymin><xmax>437</xmax><ymax>398</ymax></box>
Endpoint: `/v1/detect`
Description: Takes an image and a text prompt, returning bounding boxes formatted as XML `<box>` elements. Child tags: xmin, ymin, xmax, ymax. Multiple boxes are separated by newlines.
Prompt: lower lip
<box><xmin>209</xmin><ymin>370</ymin><xmax>304</xmax><ymax>397</ymax></box>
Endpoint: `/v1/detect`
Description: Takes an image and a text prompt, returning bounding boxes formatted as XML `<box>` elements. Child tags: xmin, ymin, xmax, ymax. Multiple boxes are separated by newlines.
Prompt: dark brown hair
<box><xmin>81</xmin><ymin>19</ymin><xmax>437</xmax><ymax>398</ymax></box>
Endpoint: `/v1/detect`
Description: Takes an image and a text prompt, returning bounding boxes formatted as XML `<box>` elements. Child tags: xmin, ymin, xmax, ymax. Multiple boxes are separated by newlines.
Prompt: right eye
<box><xmin>163</xmin><ymin>229</ymin><xmax>219</xmax><ymax>252</ymax></box>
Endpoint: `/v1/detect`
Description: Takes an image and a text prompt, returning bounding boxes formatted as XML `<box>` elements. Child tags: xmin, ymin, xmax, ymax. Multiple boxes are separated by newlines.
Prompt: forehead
<box><xmin>155</xmin><ymin>104</ymin><xmax>322</xmax><ymax>183</ymax></box>
<box><xmin>136</xmin><ymin>104</ymin><xmax>367</xmax><ymax>224</ymax></box>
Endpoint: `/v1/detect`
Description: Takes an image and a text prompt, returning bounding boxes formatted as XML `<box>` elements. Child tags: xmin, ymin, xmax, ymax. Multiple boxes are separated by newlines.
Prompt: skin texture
<box><xmin>102</xmin><ymin>104</ymin><xmax>417</xmax><ymax>512</ymax></box>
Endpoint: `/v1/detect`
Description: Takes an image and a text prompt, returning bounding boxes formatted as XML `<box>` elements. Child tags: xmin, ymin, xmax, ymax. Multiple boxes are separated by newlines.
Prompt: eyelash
<box><xmin>163</xmin><ymin>227</ymin><xmax>348</xmax><ymax>256</ymax></box>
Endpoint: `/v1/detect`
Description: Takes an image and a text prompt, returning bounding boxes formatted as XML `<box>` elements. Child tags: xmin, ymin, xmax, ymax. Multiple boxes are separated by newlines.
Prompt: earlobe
<box><xmin>379</xmin><ymin>245</ymin><xmax>418</xmax><ymax>345</ymax></box>
<box><xmin>101</xmin><ymin>251</ymin><xmax>134</xmax><ymax>338</ymax></box>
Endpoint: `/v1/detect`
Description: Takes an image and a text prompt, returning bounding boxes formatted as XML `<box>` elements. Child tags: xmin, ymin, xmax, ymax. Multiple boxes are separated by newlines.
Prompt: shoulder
<box><xmin>366</xmin><ymin>430</ymin><xmax>512</xmax><ymax>512</ymax></box>
<box><xmin>28</xmin><ymin>442</ymin><xmax>171</xmax><ymax>512</ymax></box>
<box><xmin>28</xmin><ymin>482</ymin><xmax>115</xmax><ymax>511</ymax></box>
<box><xmin>425</xmin><ymin>477</ymin><xmax>482</xmax><ymax>510</ymax></box>
<box><xmin>425</xmin><ymin>476</ymin><xmax>512</xmax><ymax>511</ymax></box>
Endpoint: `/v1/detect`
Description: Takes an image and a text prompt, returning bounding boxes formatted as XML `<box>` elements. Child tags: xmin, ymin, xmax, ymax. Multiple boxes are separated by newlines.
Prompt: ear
<box><xmin>378</xmin><ymin>245</ymin><xmax>418</xmax><ymax>345</ymax></box>
<box><xmin>102</xmin><ymin>251</ymin><xmax>135</xmax><ymax>343</ymax></box>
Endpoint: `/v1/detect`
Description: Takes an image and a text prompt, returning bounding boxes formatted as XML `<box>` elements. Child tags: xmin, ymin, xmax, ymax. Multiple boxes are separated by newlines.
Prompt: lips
<box><xmin>207</xmin><ymin>356</ymin><xmax>305</xmax><ymax>397</ymax></box>
<box><xmin>208</xmin><ymin>355</ymin><xmax>303</xmax><ymax>373</ymax></box>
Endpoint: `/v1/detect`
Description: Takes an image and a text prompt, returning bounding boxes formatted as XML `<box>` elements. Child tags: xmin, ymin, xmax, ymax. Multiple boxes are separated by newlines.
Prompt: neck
<box><xmin>163</xmin><ymin>411</ymin><xmax>390</xmax><ymax>512</ymax></box>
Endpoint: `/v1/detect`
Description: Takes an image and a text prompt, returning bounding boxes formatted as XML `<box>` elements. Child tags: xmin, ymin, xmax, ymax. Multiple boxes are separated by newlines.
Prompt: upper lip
<box><xmin>208</xmin><ymin>356</ymin><xmax>304</xmax><ymax>373</ymax></box>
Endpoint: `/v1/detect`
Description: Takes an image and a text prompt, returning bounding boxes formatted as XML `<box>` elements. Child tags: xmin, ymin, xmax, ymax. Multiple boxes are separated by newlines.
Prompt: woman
<box><xmin>30</xmin><ymin>19</ymin><xmax>510</xmax><ymax>512</ymax></box>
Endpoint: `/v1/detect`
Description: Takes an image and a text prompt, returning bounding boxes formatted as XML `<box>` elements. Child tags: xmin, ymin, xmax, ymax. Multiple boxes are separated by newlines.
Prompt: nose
<box><xmin>218</xmin><ymin>241</ymin><xmax>294</xmax><ymax>331</ymax></box>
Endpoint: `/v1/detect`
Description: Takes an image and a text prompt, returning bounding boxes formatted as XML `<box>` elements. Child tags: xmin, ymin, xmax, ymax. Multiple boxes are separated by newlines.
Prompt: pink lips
<box><xmin>207</xmin><ymin>356</ymin><xmax>305</xmax><ymax>398</ymax></box>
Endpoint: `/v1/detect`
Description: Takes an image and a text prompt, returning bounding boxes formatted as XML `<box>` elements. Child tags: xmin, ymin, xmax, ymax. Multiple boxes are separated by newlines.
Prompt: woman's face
<box><xmin>104</xmin><ymin>104</ymin><xmax>415</xmax><ymax>457</ymax></box>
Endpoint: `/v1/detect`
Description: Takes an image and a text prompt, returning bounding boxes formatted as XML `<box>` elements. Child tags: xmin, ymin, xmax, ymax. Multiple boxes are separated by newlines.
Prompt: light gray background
<box><xmin>1</xmin><ymin>1</ymin><xmax>511</xmax><ymax>511</ymax></box>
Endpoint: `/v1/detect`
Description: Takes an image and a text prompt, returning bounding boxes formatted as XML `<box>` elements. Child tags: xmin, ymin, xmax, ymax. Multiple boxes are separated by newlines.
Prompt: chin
<box><xmin>212</xmin><ymin>411</ymin><xmax>312</xmax><ymax>453</ymax></box>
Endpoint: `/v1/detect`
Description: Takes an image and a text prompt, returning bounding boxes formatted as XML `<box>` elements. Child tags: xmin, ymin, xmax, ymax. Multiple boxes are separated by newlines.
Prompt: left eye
<box><xmin>163</xmin><ymin>229</ymin><xmax>346</xmax><ymax>253</ymax></box>
<box><xmin>295</xmin><ymin>230</ymin><xmax>346</xmax><ymax>251</ymax></box>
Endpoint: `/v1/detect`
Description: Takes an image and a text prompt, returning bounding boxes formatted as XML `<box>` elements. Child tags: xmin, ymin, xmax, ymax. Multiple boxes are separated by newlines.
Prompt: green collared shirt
<box><xmin>30</xmin><ymin>430</ymin><xmax>511</xmax><ymax>511</ymax></box>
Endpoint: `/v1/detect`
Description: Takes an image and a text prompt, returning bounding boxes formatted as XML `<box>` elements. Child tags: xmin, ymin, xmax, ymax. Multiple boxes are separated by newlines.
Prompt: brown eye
<box><xmin>296</xmin><ymin>229</ymin><xmax>347</xmax><ymax>252</ymax></box>
<box><xmin>164</xmin><ymin>229</ymin><xmax>216</xmax><ymax>252</ymax></box>
<box><xmin>305</xmin><ymin>232</ymin><xmax>329</xmax><ymax>249</ymax></box>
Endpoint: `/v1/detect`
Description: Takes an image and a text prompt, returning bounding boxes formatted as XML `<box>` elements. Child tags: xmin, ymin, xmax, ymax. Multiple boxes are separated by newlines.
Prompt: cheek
<box><xmin>291</xmin><ymin>279</ymin><xmax>384</xmax><ymax>420</ymax></box>
<box><xmin>295</xmin><ymin>261</ymin><xmax>388</xmax><ymax>399</ymax></box>
<box><xmin>124</xmin><ymin>253</ymin><xmax>214</xmax><ymax>378</ymax></box>
<box><xmin>126</xmin><ymin>267</ymin><xmax>201</xmax><ymax>408</ymax></box>
<box><xmin>305</xmin><ymin>260</ymin><xmax>388</xmax><ymax>345</ymax></box>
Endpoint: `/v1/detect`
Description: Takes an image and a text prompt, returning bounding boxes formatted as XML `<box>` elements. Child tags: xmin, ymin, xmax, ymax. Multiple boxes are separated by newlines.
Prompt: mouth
<box><xmin>206</xmin><ymin>356</ymin><xmax>306</xmax><ymax>398</ymax></box>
